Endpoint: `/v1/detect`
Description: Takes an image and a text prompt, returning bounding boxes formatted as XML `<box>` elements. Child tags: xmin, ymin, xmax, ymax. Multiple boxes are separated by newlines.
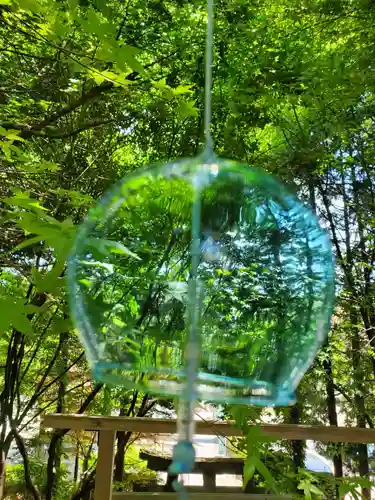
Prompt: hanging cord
<box><xmin>169</xmin><ymin>194</ymin><xmax>202</xmax><ymax>497</ymax></box>
<box><xmin>204</xmin><ymin>0</ymin><xmax>214</xmax><ymax>156</ymax></box>
<box><xmin>168</xmin><ymin>1</ymin><xmax>214</xmax><ymax>497</ymax></box>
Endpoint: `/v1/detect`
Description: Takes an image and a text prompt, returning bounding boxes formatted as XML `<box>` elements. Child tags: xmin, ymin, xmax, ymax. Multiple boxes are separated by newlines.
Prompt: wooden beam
<box><xmin>139</xmin><ymin>452</ymin><xmax>245</xmax><ymax>474</ymax></box>
<box><xmin>94</xmin><ymin>430</ymin><xmax>116</xmax><ymax>500</ymax></box>
<box><xmin>112</xmin><ymin>494</ymin><xmax>293</xmax><ymax>500</ymax></box>
<box><xmin>41</xmin><ymin>414</ymin><xmax>375</xmax><ymax>444</ymax></box>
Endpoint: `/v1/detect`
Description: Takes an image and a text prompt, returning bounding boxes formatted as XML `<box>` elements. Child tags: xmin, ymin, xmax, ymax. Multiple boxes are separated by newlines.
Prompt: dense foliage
<box><xmin>1</xmin><ymin>0</ymin><xmax>375</xmax><ymax>498</ymax></box>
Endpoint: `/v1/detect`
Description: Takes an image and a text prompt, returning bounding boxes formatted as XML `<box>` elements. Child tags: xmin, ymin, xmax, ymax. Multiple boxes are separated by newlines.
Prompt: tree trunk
<box><xmin>0</xmin><ymin>450</ymin><xmax>5</xmax><ymax>500</ymax></box>
<box><xmin>351</xmin><ymin>312</ymin><xmax>370</xmax><ymax>499</ymax></box>
<box><xmin>290</xmin><ymin>404</ymin><xmax>304</xmax><ymax>471</ymax></box>
<box><xmin>74</xmin><ymin>444</ymin><xmax>80</xmax><ymax>483</ymax></box>
<box><xmin>114</xmin><ymin>403</ymin><xmax>127</xmax><ymax>484</ymax></box>
<box><xmin>114</xmin><ymin>431</ymin><xmax>133</xmax><ymax>484</ymax></box>
<box><xmin>322</xmin><ymin>350</ymin><xmax>343</xmax><ymax>479</ymax></box>
<box><xmin>354</xmin><ymin>389</ymin><xmax>370</xmax><ymax>499</ymax></box>
<box><xmin>48</xmin><ymin>331</ymin><xmax>69</xmax><ymax>499</ymax></box>
<box><xmin>114</xmin><ymin>392</ymin><xmax>138</xmax><ymax>483</ymax></box>
<box><xmin>45</xmin><ymin>385</ymin><xmax>103</xmax><ymax>500</ymax></box>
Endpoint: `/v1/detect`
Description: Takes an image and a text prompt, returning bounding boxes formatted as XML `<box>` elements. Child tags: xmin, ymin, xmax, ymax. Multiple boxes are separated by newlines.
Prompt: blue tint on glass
<box><xmin>68</xmin><ymin>156</ymin><xmax>334</xmax><ymax>406</ymax></box>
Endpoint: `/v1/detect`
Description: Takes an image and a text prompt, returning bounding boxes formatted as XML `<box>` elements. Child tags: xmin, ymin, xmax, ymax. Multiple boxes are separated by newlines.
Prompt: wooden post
<box><xmin>203</xmin><ymin>472</ymin><xmax>216</xmax><ymax>492</ymax></box>
<box><xmin>164</xmin><ymin>473</ymin><xmax>178</xmax><ymax>492</ymax></box>
<box><xmin>94</xmin><ymin>430</ymin><xmax>116</xmax><ymax>500</ymax></box>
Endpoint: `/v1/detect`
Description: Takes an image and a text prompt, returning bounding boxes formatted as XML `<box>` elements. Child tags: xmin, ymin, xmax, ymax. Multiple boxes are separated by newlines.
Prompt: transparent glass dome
<box><xmin>68</xmin><ymin>156</ymin><xmax>334</xmax><ymax>406</ymax></box>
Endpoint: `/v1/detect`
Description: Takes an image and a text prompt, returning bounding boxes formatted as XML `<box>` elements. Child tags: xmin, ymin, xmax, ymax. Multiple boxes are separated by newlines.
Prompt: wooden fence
<box><xmin>41</xmin><ymin>414</ymin><xmax>375</xmax><ymax>500</ymax></box>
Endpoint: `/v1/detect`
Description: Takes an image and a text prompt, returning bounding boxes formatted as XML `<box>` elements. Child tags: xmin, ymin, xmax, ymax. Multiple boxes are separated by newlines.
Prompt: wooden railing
<box><xmin>41</xmin><ymin>414</ymin><xmax>375</xmax><ymax>500</ymax></box>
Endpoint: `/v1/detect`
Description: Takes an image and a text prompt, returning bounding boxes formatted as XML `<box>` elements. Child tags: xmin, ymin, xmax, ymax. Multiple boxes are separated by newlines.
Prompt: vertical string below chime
<box><xmin>168</xmin><ymin>2</ymin><xmax>215</xmax><ymax>499</ymax></box>
<box><xmin>204</xmin><ymin>0</ymin><xmax>214</xmax><ymax>156</ymax></box>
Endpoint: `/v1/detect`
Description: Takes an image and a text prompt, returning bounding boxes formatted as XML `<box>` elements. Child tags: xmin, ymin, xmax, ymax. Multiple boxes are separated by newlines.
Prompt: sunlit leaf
<box><xmin>13</xmin><ymin>235</ymin><xmax>42</xmax><ymax>251</ymax></box>
<box><xmin>243</xmin><ymin>457</ymin><xmax>256</xmax><ymax>487</ymax></box>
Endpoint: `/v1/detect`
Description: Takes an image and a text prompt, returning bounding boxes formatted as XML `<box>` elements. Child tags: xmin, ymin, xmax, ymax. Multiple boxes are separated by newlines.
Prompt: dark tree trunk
<box><xmin>48</xmin><ymin>331</ymin><xmax>69</xmax><ymax>499</ymax></box>
<box><xmin>290</xmin><ymin>404</ymin><xmax>304</xmax><ymax>471</ymax></box>
<box><xmin>0</xmin><ymin>449</ymin><xmax>5</xmax><ymax>499</ymax></box>
<box><xmin>351</xmin><ymin>311</ymin><xmax>370</xmax><ymax>499</ymax></box>
<box><xmin>355</xmin><ymin>392</ymin><xmax>370</xmax><ymax>499</ymax></box>
<box><xmin>322</xmin><ymin>350</ymin><xmax>343</xmax><ymax>479</ymax></box>
<box><xmin>45</xmin><ymin>384</ymin><xmax>103</xmax><ymax>500</ymax></box>
<box><xmin>113</xmin><ymin>428</ymin><xmax>132</xmax><ymax>483</ymax></box>
<box><xmin>83</xmin><ymin>435</ymin><xmax>95</xmax><ymax>475</ymax></box>
<box><xmin>114</xmin><ymin>391</ymin><xmax>138</xmax><ymax>483</ymax></box>
<box><xmin>74</xmin><ymin>445</ymin><xmax>79</xmax><ymax>483</ymax></box>
<box><xmin>114</xmin><ymin>407</ymin><xmax>127</xmax><ymax>483</ymax></box>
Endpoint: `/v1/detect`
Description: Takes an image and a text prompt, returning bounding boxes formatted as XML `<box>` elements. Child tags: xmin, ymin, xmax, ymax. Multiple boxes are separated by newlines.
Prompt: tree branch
<box><xmin>45</xmin><ymin>384</ymin><xmax>103</xmax><ymax>500</ymax></box>
<box><xmin>71</xmin><ymin>468</ymin><xmax>96</xmax><ymax>500</ymax></box>
<box><xmin>18</xmin><ymin>351</ymin><xmax>84</xmax><ymax>423</ymax></box>
<box><xmin>333</xmin><ymin>383</ymin><xmax>374</xmax><ymax>429</ymax></box>
<box><xmin>46</xmin><ymin>119</ymin><xmax>115</xmax><ymax>139</ymax></box>
<box><xmin>0</xmin><ymin>48</ymin><xmax>51</xmax><ymax>60</ymax></box>
<box><xmin>18</xmin><ymin>308</ymin><xmax>58</xmax><ymax>387</ymax></box>
<box><xmin>36</xmin><ymin>83</ymin><xmax>115</xmax><ymax>130</ymax></box>
<box><xmin>126</xmin><ymin>390</ymin><xmax>138</xmax><ymax>417</ymax></box>
<box><xmin>116</xmin><ymin>0</ymin><xmax>130</xmax><ymax>41</ymax></box>
<box><xmin>11</xmin><ymin>426</ymin><xmax>41</xmax><ymax>500</ymax></box>
<box><xmin>18</xmin><ymin>380</ymin><xmax>90</xmax><ymax>433</ymax></box>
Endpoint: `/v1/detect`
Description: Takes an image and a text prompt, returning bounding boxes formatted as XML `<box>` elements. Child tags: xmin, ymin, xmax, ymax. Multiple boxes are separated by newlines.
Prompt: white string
<box><xmin>169</xmin><ymin>3</ymin><xmax>215</xmax><ymax>496</ymax></box>
<box><xmin>178</xmin><ymin>0</ymin><xmax>214</xmax><ymax>447</ymax></box>
<box><xmin>204</xmin><ymin>0</ymin><xmax>214</xmax><ymax>154</ymax></box>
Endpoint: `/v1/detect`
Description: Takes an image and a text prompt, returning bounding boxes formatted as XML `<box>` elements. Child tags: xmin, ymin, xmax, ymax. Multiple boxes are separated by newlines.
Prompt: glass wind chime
<box><xmin>68</xmin><ymin>0</ymin><xmax>334</xmax><ymax>496</ymax></box>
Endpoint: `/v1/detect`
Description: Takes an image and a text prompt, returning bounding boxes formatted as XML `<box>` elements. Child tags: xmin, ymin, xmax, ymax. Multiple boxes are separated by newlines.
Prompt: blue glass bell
<box><xmin>68</xmin><ymin>154</ymin><xmax>334</xmax><ymax>406</ymax></box>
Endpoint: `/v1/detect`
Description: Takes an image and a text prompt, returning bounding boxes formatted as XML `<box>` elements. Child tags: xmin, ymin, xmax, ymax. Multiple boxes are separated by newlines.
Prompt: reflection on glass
<box><xmin>68</xmin><ymin>157</ymin><xmax>334</xmax><ymax>406</ymax></box>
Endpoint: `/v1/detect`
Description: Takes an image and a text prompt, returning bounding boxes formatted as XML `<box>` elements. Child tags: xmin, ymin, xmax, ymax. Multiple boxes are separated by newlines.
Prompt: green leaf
<box><xmin>12</xmin><ymin>235</ymin><xmax>42</xmax><ymax>251</ymax></box>
<box><xmin>298</xmin><ymin>480</ymin><xmax>312</xmax><ymax>500</ymax></box>
<box><xmin>351</xmin><ymin>477</ymin><xmax>374</xmax><ymax>488</ymax></box>
<box><xmin>3</xmin><ymin>190</ymin><xmax>48</xmax><ymax>212</ymax></box>
<box><xmin>88</xmin><ymin>238</ymin><xmax>141</xmax><ymax>261</ymax></box>
<box><xmin>123</xmin><ymin>337</ymin><xmax>141</xmax><ymax>349</ymax></box>
<box><xmin>16</xmin><ymin>0</ymin><xmax>44</xmax><ymax>12</ymax></box>
<box><xmin>176</xmin><ymin>100</ymin><xmax>199</xmax><ymax>119</ymax></box>
<box><xmin>24</xmin><ymin>161</ymin><xmax>61</xmax><ymax>173</ymax></box>
<box><xmin>52</xmin><ymin>318</ymin><xmax>73</xmax><ymax>334</ymax></box>
<box><xmin>115</xmin><ymin>44</ymin><xmax>146</xmax><ymax>75</ymax></box>
<box><xmin>12</xmin><ymin>313</ymin><xmax>34</xmax><ymax>336</ymax></box>
<box><xmin>0</xmin><ymin>313</ymin><xmax>11</xmax><ymax>335</ymax></box>
<box><xmin>243</xmin><ymin>457</ymin><xmax>256</xmax><ymax>487</ymax></box>
<box><xmin>54</xmin><ymin>188</ymin><xmax>94</xmax><ymax>208</ymax></box>
<box><xmin>174</xmin><ymin>84</ymin><xmax>193</xmax><ymax>95</ymax></box>
<box><xmin>32</xmin><ymin>268</ymin><xmax>63</xmax><ymax>294</ymax></box>
<box><xmin>101</xmin><ymin>70</ymin><xmax>133</xmax><ymax>87</ymax></box>
<box><xmin>309</xmin><ymin>484</ymin><xmax>325</xmax><ymax>496</ymax></box>
<box><xmin>24</xmin><ymin>302</ymin><xmax>50</xmax><ymax>314</ymax></box>
<box><xmin>297</xmin><ymin>478</ymin><xmax>324</xmax><ymax>499</ymax></box>
<box><xmin>0</xmin><ymin>127</ymin><xmax>25</xmax><ymax>142</ymax></box>
<box><xmin>15</xmin><ymin>213</ymin><xmax>53</xmax><ymax>234</ymax></box>
<box><xmin>246</xmin><ymin>424</ymin><xmax>278</xmax><ymax>448</ymax></box>
<box><xmin>152</xmin><ymin>79</ymin><xmax>174</xmax><ymax>100</ymax></box>
<box><xmin>78</xmin><ymin>8</ymin><xmax>116</xmax><ymax>39</ymax></box>
<box><xmin>87</xmin><ymin>68</ymin><xmax>134</xmax><ymax>87</ymax></box>
<box><xmin>78</xmin><ymin>278</ymin><xmax>92</xmax><ymax>288</ymax></box>
<box><xmin>1</xmin><ymin>141</ymin><xmax>13</xmax><ymax>161</ymax></box>
<box><xmin>0</xmin><ymin>298</ymin><xmax>35</xmax><ymax>337</ymax></box>
<box><xmin>338</xmin><ymin>484</ymin><xmax>350</xmax><ymax>499</ymax></box>
<box><xmin>67</xmin><ymin>0</ymin><xmax>78</xmax><ymax>10</ymax></box>
<box><xmin>252</xmin><ymin>455</ymin><xmax>277</xmax><ymax>491</ymax></box>
<box><xmin>231</xmin><ymin>406</ymin><xmax>249</xmax><ymax>432</ymax></box>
